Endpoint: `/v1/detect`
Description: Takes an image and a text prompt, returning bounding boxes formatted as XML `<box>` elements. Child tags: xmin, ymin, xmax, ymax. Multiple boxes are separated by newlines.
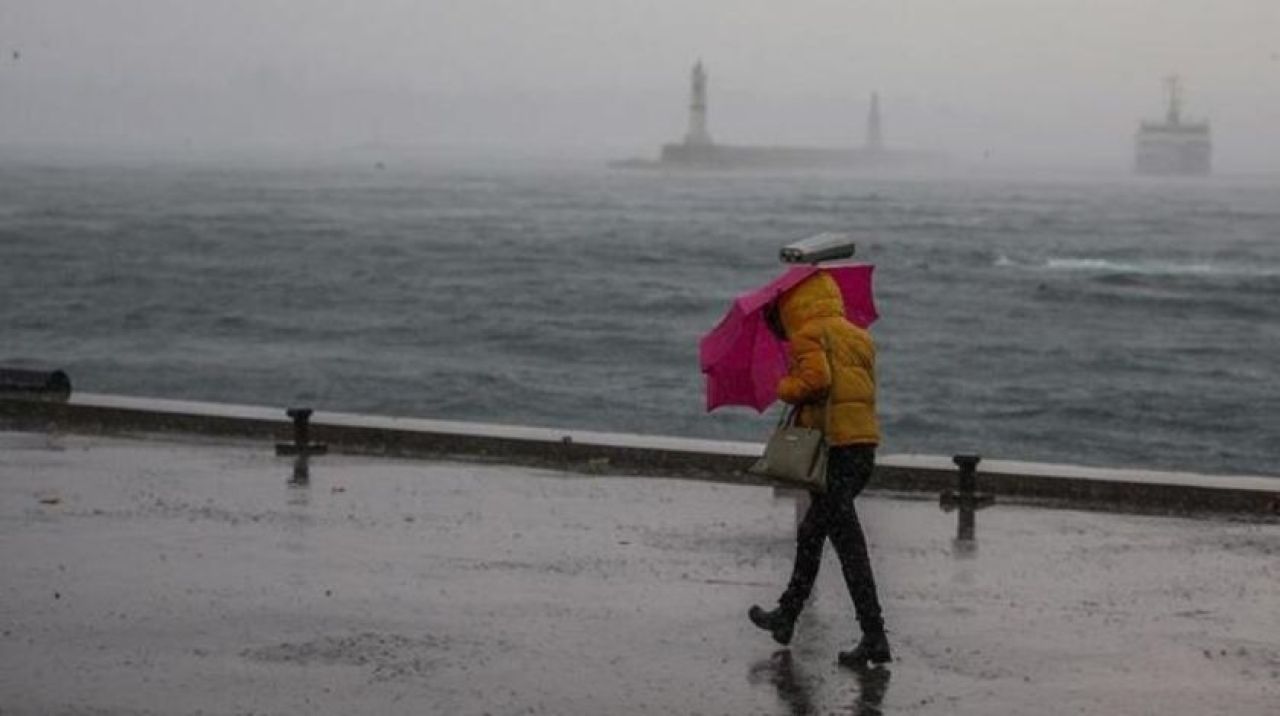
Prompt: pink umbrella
<box><xmin>699</xmin><ymin>262</ymin><xmax>877</xmax><ymax>412</ymax></box>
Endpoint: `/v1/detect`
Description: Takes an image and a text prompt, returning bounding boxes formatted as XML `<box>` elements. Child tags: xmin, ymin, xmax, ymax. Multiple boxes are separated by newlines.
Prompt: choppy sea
<box><xmin>1</xmin><ymin>159</ymin><xmax>1277</xmax><ymax>477</ymax></box>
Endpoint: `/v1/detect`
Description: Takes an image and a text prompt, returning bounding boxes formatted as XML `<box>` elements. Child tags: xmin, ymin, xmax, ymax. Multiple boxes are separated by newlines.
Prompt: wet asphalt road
<box><xmin>1</xmin><ymin>431</ymin><xmax>1277</xmax><ymax>715</ymax></box>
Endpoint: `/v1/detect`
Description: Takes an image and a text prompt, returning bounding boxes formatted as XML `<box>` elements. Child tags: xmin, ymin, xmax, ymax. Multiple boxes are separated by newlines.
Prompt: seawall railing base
<box><xmin>2</xmin><ymin>393</ymin><xmax>1276</xmax><ymax>518</ymax></box>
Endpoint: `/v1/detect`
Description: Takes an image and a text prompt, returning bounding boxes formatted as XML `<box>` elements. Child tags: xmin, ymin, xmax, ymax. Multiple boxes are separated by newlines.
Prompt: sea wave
<box><xmin>1051</xmin><ymin>258</ymin><xmax>1212</xmax><ymax>274</ymax></box>
<box><xmin>996</xmin><ymin>254</ymin><xmax>1280</xmax><ymax>279</ymax></box>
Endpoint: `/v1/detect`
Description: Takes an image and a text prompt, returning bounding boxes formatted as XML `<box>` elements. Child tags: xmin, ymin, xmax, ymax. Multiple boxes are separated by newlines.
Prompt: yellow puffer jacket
<box><xmin>776</xmin><ymin>271</ymin><xmax>881</xmax><ymax>446</ymax></box>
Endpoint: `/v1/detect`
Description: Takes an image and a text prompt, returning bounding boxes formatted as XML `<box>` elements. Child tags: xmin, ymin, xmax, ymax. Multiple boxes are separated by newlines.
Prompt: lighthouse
<box><xmin>866</xmin><ymin>91</ymin><xmax>884</xmax><ymax>153</ymax></box>
<box><xmin>684</xmin><ymin>61</ymin><xmax>713</xmax><ymax>146</ymax></box>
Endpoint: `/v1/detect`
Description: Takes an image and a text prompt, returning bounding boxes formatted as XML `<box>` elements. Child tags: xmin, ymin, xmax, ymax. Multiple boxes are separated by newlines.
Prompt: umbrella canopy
<box><xmin>699</xmin><ymin>262</ymin><xmax>877</xmax><ymax>412</ymax></box>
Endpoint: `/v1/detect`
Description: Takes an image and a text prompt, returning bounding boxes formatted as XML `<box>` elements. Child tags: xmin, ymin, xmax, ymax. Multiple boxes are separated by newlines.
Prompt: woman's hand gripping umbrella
<box><xmin>698</xmin><ymin>262</ymin><xmax>879</xmax><ymax>413</ymax></box>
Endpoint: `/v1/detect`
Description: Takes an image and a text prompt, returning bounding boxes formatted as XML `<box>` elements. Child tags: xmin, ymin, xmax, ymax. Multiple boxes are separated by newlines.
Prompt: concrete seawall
<box><xmin>1</xmin><ymin>393</ymin><xmax>1276</xmax><ymax>517</ymax></box>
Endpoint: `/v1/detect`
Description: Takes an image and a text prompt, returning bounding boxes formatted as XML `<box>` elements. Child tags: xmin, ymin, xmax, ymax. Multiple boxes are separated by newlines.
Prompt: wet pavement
<box><xmin>1</xmin><ymin>431</ymin><xmax>1277</xmax><ymax>715</ymax></box>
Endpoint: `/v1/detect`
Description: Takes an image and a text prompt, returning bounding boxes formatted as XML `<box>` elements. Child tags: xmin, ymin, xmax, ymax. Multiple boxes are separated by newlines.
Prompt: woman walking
<box><xmin>748</xmin><ymin>270</ymin><xmax>891</xmax><ymax>667</ymax></box>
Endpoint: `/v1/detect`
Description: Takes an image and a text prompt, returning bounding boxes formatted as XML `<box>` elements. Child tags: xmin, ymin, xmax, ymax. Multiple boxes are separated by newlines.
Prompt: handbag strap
<box><xmin>819</xmin><ymin>332</ymin><xmax>835</xmax><ymax>436</ymax></box>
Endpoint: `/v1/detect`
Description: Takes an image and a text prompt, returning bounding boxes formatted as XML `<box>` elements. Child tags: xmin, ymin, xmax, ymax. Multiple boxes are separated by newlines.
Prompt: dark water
<box><xmin>2</xmin><ymin>160</ymin><xmax>1278</xmax><ymax>477</ymax></box>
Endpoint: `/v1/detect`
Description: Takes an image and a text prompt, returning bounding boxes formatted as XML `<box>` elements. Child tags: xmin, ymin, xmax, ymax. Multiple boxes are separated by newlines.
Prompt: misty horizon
<box><xmin>2</xmin><ymin>1</ymin><xmax>1278</xmax><ymax>172</ymax></box>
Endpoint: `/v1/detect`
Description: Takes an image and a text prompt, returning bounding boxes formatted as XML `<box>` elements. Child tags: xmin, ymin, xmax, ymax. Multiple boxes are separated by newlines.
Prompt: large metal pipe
<box><xmin>0</xmin><ymin>367</ymin><xmax>71</xmax><ymax>401</ymax></box>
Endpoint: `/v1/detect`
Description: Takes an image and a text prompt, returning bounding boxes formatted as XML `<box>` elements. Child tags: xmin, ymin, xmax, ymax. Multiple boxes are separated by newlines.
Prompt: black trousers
<box><xmin>778</xmin><ymin>445</ymin><xmax>885</xmax><ymax>636</ymax></box>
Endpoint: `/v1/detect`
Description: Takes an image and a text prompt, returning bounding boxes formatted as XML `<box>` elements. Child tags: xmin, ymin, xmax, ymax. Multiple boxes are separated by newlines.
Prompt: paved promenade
<box><xmin>1</xmin><ymin>431</ymin><xmax>1276</xmax><ymax>715</ymax></box>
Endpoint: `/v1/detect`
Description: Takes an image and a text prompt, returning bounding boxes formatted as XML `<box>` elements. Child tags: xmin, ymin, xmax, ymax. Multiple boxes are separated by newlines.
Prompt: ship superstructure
<box><xmin>1134</xmin><ymin>76</ymin><xmax>1211</xmax><ymax>176</ymax></box>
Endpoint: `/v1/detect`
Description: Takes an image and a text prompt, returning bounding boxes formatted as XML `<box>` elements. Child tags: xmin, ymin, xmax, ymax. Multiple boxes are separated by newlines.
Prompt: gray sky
<box><xmin>2</xmin><ymin>0</ymin><xmax>1278</xmax><ymax>170</ymax></box>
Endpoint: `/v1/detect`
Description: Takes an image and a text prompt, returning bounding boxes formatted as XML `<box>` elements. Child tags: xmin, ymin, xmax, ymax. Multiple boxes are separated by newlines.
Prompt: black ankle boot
<box><xmin>837</xmin><ymin>631</ymin><xmax>892</xmax><ymax>667</ymax></box>
<box><xmin>748</xmin><ymin>604</ymin><xmax>797</xmax><ymax>646</ymax></box>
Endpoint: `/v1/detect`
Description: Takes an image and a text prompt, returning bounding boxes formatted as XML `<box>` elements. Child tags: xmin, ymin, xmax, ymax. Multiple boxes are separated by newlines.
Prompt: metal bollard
<box><xmin>275</xmin><ymin>408</ymin><xmax>329</xmax><ymax>457</ymax></box>
<box><xmin>276</xmin><ymin>408</ymin><xmax>328</xmax><ymax>486</ymax></box>
<box><xmin>954</xmin><ymin>454</ymin><xmax>979</xmax><ymax>495</ymax></box>
<box><xmin>940</xmin><ymin>454</ymin><xmax>994</xmax><ymax>545</ymax></box>
<box><xmin>290</xmin><ymin>455</ymin><xmax>310</xmax><ymax>486</ymax></box>
<box><xmin>0</xmin><ymin>367</ymin><xmax>72</xmax><ymax>402</ymax></box>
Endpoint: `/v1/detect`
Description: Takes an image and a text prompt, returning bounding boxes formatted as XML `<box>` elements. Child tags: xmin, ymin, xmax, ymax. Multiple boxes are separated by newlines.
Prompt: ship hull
<box><xmin>1134</xmin><ymin>128</ymin><xmax>1212</xmax><ymax>176</ymax></box>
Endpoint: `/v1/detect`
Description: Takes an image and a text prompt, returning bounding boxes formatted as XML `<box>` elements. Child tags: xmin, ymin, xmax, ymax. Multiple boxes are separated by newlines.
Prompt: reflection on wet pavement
<box><xmin>749</xmin><ymin>651</ymin><xmax>819</xmax><ymax>715</ymax></box>
<box><xmin>747</xmin><ymin>650</ymin><xmax>890</xmax><ymax>716</ymax></box>
<box><xmin>749</xmin><ymin>650</ymin><xmax>892</xmax><ymax>716</ymax></box>
<box><xmin>1</xmin><ymin>432</ymin><xmax>1277</xmax><ymax>715</ymax></box>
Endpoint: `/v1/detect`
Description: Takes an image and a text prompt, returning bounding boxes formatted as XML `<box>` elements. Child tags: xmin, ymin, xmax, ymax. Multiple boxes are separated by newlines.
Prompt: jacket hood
<box><xmin>778</xmin><ymin>271</ymin><xmax>845</xmax><ymax>335</ymax></box>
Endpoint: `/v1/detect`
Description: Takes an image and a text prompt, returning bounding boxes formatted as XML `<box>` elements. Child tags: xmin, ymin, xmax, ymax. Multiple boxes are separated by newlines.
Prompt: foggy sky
<box><xmin>2</xmin><ymin>0</ymin><xmax>1278</xmax><ymax>171</ymax></box>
